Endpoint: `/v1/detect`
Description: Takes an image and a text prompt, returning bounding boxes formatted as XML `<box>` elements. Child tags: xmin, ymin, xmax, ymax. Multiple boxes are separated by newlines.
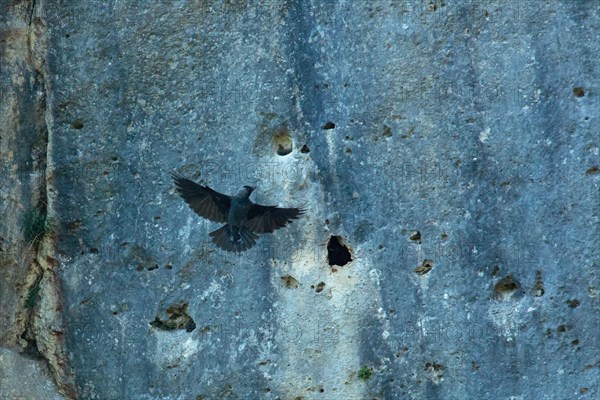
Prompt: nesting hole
<box><xmin>71</xmin><ymin>119</ymin><xmax>84</xmax><ymax>129</ymax></box>
<box><xmin>327</xmin><ymin>235</ymin><xmax>352</xmax><ymax>266</ymax></box>
<box><xmin>322</xmin><ymin>121</ymin><xmax>336</xmax><ymax>130</ymax></box>
<box><xmin>273</xmin><ymin>132</ymin><xmax>293</xmax><ymax>156</ymax></box>
<box><xmin>300</xmin><ymin>144</ymin><xmax>310</xmax><ymax>153</ymax></box>
<box><xmin>494</xmin><ymin>275</ymin><xmax>523</xmax><ymax>301</ymax></box>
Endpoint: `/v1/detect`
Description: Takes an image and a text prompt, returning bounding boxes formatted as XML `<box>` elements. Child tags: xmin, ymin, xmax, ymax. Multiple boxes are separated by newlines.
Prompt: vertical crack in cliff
<box><xmin>20</xmin><ymin>0</ymin><xmax>78</xmax><ymax>398</ymax></box>
<box><xmin>18</xmin><ymin>0</ymin><xmax>47</xmax><ymax>367</ymax></box>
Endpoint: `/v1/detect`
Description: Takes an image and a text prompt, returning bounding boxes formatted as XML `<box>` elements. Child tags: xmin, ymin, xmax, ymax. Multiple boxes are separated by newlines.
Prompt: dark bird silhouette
<box><xmin>172</xmin><ymin>173</ymin><xmax>304</xmax><ymax>252</ymax></box>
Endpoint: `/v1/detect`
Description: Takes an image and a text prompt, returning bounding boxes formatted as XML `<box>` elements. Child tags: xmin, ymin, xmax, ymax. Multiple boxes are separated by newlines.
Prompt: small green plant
<box><xmin>23</xmin><ymin>209</ymin><xmax>53</xmax><ymax>245</ymax></box>
<box><xmin>25</xmin><ymin>282</ymin><xmax>41</xmax><ymax>309</ymax></box>
<box><xmin>358</xmin><ymin>365</ymin><xmax>373</xmax><ymax>381</ymax></box>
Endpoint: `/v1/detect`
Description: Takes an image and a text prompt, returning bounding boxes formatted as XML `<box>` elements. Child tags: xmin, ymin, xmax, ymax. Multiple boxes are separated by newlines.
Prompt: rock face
<box><xmin>1</xmin><ymin>1</ymin><xmax>599</xmax><ymax>399</ymax></box>
<box><xmin>0</xmin><ymin>348</ymin><xmax>65</xmax><ymax>400</ymax></box>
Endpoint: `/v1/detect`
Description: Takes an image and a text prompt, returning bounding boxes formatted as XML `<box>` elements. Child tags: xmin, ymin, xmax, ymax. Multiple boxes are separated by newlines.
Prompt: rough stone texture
<box><xmin>1</xmin><ymin>1</ymin><xmax>74</xmax><ymax>398</ymax></box>
<box><xmin>0</xmin><ymin>348</ymin><xmax>65</xmax><ymax>400</ymax></box>
<box><xmin>0</xmin><ymin>0</ymin><xmax>44</xmax><ymax>346</ymax></box>
<box><xmin>1</xmin><ymin>0</ymin><xmax>599</xmax><ymax>399</ymax></box>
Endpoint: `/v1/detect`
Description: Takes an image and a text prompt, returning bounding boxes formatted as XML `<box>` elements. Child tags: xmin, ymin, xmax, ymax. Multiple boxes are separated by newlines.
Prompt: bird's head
<box><xmin>239</xmin><ymin>185</ymin><xmax>255</xmax><ymax>197</ymax></box>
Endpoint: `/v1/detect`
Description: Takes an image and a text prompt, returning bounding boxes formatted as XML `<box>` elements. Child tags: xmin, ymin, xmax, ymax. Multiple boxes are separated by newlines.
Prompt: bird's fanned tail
<box><xmin>209</xmin><ymin>224</ymin><xmax>259</xmax><ymax>253</ymax></box>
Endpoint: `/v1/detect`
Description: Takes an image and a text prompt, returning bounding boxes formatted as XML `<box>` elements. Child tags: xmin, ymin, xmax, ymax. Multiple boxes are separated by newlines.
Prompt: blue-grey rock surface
<box><xmin>1</xmin><ymin>1</ymin><xmax>599</xmax><ymax>399</ymax></box>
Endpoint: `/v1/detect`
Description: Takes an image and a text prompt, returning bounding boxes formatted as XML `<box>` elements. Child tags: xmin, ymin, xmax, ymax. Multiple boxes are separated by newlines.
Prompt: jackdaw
<box><xmin>172</xmin><ymin>173</ymin><xmax>304</xmax><ymax>252</ymax></box>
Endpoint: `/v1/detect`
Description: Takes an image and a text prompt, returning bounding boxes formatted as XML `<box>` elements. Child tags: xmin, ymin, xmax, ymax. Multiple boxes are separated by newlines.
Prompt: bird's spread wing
<box><xmin>172</xmin><ymin>173</ymin><xmax>231</xmax><ymax>223</ymax></box>
<box><xmin>244</xmin><ymin>203</ymin><xmax>304</xmax><ymax>233</ymax></box>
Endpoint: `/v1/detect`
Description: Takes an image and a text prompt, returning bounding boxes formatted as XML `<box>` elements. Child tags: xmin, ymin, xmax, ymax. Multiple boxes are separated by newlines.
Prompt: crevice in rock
<box><xmin>15</xmin><ymin>1</ymin><xmax>78</xmax><ymax>398</ymax></box>
<box><xmin>20</xmin><ymin>264</ymin><xmax>44</xmax><ymax>360</ymax></box>
<box><xmin>17</xmin><ymin>0</ymin><xmax>47</xmax><ymax>365</ymax></box>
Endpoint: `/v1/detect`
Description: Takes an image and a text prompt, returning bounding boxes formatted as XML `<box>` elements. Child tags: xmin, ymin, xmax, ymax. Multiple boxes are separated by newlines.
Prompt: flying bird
<box><xmin>172</xmin><ymin>173</ymin><xmax>304</xmax><ymax>252</ymax></box>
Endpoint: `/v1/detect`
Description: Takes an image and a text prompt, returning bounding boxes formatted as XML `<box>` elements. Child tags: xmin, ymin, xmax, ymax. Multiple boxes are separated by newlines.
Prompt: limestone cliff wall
<box><xmin>1</xmin><ymin>1</ymin><xmax>599</xmax><ymax>399</ymax></box>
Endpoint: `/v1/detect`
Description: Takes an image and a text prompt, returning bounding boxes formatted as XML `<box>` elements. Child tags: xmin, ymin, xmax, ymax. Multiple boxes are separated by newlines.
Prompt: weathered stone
<box><xmin>0</xmin><ymin>348</ymin><xmax>65</xmax><ymax>400</ymax></box>
<box><xmin>1</xmin><ymin>1</ymin><xmax>599</xmax><ymax>399</ymax></box>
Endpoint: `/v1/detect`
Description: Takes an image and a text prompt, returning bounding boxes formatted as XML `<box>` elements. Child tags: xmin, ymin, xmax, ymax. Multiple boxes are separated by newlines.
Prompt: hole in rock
<box><xmin>586</xmin><ymin>166</ymin><xmax>599</xmax><ymax>175</ymax></box>
<box><xmin>273</xmin><ymin>132</ymin><xmax>293</xmax><ymax>156</ymax></box>
<box><xmin>71</xmin><ymin>119</ymin><xmax>84</xmax><ymax>129</ymax></box>
<box><xmin>314</xmin><ymin>282</ymin><xmax>325</xmax><ymax>293</ymax></box>
<box><xmin>409</xmin><ymin>231</ymin><xmax>421</xmax><ymax>242</ymax></box>
<box><xmin>150</xmin><ymin>302</ymin><xmax>196</xmax><ymax>332</ymax></box>
<box><xmin>532</xmin><ymin>270</ymin><xmax>545</xmax><ymax>297</ymax></box>
<box><xmin>495</xmin><ymin>275</ymin><xmax>518</xmax><ymax>292</ymax></box>
<box><xmin>383</xmin><ymin>125</ymin><xmax>392</xmax><ymax>137</ymax></box>
<box><xmin>573</xmin><ymin>87</ymin><xmax>585</xmax><ymax>97</ymax></box>
<box><xmin>281</xmin><ymin>275</ymin><xmax>299</xmax><ymax>288</ymax></box>
<box><xmin>327</xmin><ymin>235</ymin><xmax>352</xmax><ymax>266</ymax></box>
<box><xmin>322</xmin><ymin>121</ymin><xmax>335</xmax><ymax>130</ymax></box>
<box><xmin>494</xmin><ymin>275</ymin><xmax>523</xmax><ymax>301</ymax></box>
<box><xmin>20</xmin><ymin>332</ymin><xmax>43</xmax><ymax>359</ymax></box>
<box><xmin>414</xmin><ymin>259</ymin><xmax>433</xmax><ymax>276</ymax></box>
